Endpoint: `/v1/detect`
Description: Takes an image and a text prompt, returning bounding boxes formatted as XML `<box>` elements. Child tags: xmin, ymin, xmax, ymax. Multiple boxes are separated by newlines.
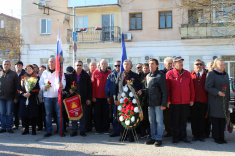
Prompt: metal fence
<box><xmin>68</xmin><ymin>26</ymin><xmax>121</xmax><ymax>43</ymax></box>
<box><xmin>181</xmin><ymin>23</ymin><xmax>235</xmax><ymax>39</ymax></box>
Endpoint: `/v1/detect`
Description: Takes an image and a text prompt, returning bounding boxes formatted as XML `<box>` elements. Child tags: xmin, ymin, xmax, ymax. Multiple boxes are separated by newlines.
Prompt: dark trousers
<box><xmin>37</xmin><ymin>102</ymin><xmax>45</xmax><ymax>130</ymax></box>
<box><xmin>211</xmin><ymin>117</ymin><xmax>226</xmax><ymax>141</ymax></box>
<box><xmin>23</xmin><ymin>117</ymin><xmax>37</xmax><ymax>133</ymax></box>
<box><xmin>171</xmin><ymin>104</ymin><xmax>189</xmax><ymax>140</ymax></box>
<box><xmin>85</xmin><ymin>102</ymin><xmax>93</xmax><ymax>132</ymax></box>
<box><xmin>54</xmin><ymin>103</ymin><xmax>69</xmax><ymax>132</ymax></box>
<box><xmin>72</xmin><ymin>104</ymin><xmax>86</xmax><ymax>132</ymax></box>
<box><xmin>62</xmin><ymin>103</ymin><xmax>69</xmax><ymax>131</ymax></box>
<box><xmin>205</xmin><ymin>117</ymin><xmax>211</xmax><ymax>137</ymax></box>
<box><xmin>112</xmin><ymin>104</ymin><xmax>120</xmax><ymax>134</ymax></box>
<box><xmin>190</xmin><ymin>102</ymin><xmax>207</xmax><ymax>138</ymax></box>
<box><xmin>13</xmin><ymin>102</ymin><xmax>19</xmax><ymax>128</ymax></box>
<box><xmin>139</xmin><ymin>105</ymin><xmax>150</xmax><ymax>136</ymax></box>
<box><xmin>163</xmin><ymin>106</ymin><xmax>172</xmax><ymax>135</ymax></box>
<box><xmin>94</xmin><ymin>98</ymin><xmax>109</xmax><ymax>132</ymax></box>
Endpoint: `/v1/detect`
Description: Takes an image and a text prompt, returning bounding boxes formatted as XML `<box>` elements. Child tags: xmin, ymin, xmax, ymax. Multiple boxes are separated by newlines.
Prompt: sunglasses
<box><xmin>115</xmin><ymin>65</ymin><xmax>120</xmax><ymax>67</ymax></box>
<box><xmin>76</xmin><ymin>65</ymin><xmax>82</xmax><ymax>66</ymax></box>
<box><xmin>195</xmin><ymin>63</ymin><xmax>202</xmax><ymax>66</ymax></box>
<box><xmin>137</xmin><ymin>67</ymin><xmax>142</xmax><ymax>69</ymax></box>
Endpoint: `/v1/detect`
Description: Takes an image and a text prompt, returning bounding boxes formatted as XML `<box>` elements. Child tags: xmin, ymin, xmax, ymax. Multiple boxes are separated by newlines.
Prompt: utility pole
<box><xmin>73</xmin><ymin>7</ymin><xmax>76</xmax><ymax>67</ymax></box>
<box><xmin>32</xmin><ymin>2</ymin><xmax>77</xmax><ymax>67</ymax></box>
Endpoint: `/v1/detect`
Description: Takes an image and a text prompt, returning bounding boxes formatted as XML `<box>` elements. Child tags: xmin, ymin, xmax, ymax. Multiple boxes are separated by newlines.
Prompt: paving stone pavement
<box><xmin>0</xmin><ymin>123</ymin><xmax>235</xmax><ymax>156</ymax></box>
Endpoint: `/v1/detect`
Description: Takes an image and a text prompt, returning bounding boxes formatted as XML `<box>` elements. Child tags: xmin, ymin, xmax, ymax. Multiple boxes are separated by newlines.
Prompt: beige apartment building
<box><xmin>21</xmin><ymin>0</ymin><xmax>235</xmax><ymax>77</ymax></box>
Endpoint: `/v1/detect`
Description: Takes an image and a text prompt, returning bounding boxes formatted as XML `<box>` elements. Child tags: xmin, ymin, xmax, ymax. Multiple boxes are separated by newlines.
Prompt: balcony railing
<box><xmin>68</xmin><ymin>0</ymin><xmax>120</xmax><ymax>7</ymax></box>
<box><xmin>67</xmin><ymin>26</ymin><xmax>121</xmax><ymax>43</ymax></box>
<box><xmin>181</xmin><ymin>23</ymin><xmax>235</xmax><ymax>39</ymax></box>
<box><xmin>181</xmin><ymin>0</ymin><xmax>211</xmax><ymax>5</ymax></box>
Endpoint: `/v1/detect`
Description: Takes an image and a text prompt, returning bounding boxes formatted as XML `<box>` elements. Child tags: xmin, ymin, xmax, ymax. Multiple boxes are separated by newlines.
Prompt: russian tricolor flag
<box><xmin>56</xmin><ymin>28</ymin><xmax>63</xmax><ymax>106</ymax></box>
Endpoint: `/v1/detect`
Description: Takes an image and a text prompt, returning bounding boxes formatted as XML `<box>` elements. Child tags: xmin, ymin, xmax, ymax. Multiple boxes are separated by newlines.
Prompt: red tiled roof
<box><xmin>0</xmin><ymin>13</ymin><xmax>20</xmax><ymax>22</ymax></box>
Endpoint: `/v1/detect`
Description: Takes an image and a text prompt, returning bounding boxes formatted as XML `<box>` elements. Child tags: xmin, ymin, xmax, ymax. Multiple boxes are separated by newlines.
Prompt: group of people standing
<box><xmin>0</xmin><ymin>56</ymin><xmax>231</xmax><ymax>146</ymax></box>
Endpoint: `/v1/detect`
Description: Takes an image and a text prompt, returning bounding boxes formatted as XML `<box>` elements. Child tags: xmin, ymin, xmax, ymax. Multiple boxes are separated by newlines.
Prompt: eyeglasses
<box><xmin>76</xmin><ymin>65</ymin><xmax>82</xmax><ymax>66</ymax></box>
<box><xmin>137</xmin><ymin>67</ymin><xmax>142</xmax><ymax>69</ymax></box>
<box><xmin>115</xmin><ymin>65</ymin><xmax>120</xmax><ymax>67</ymax></box>
<box><xmin>195</xmin><ymin>63</ymin><xmax>202</xmax><ymax>66</ymax></box>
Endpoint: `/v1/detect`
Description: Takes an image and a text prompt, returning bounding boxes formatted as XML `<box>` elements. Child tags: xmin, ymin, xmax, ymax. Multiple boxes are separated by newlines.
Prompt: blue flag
<box><xmin>121</xmin><ymin>33</ymin><xmax>127</xmax><ymax>72</ymax></box>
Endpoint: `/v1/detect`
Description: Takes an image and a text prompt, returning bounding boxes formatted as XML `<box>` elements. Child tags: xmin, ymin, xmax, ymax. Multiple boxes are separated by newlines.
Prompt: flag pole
<box><xmin>60</xmin><ymin>88</ymin><xmax>62</xmax><ymax>137</ymax></box>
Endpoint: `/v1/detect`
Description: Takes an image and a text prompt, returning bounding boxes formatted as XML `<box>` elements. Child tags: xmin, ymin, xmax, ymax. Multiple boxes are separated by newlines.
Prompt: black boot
<box><xmin>22</xmin><ymin>129</ymin><xmax>29</xmax><ymax>135</ymax></box>
<box><xmin>32</xmin><ymin>118</ymin><xmax>37</xmax><ymax>135</ymax></box>
<box><xmin>22</xmin><ymin>117</ymin><xmax>29</xmax><ymax>135</ymax></box>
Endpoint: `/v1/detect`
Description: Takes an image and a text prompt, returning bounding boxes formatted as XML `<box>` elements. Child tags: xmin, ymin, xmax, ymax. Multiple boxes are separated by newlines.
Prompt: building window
<box><xmin>189</xmin><ymin>56</ymin><xmax>203</xmax><ymax>71</ymax></box>
<box><xmin>77</xmin><ymin>58</ymin><xmax>88</xmax><ymax>69</ymax></box>
<box><xmin>159</xmin><ymin>56</ymin><xmax>167</xmax><ymax>70</ymax></box>
<box><xmin>188</xmin><ymin>10</ymin><xmax>203</xmax><ymax>24</ymax></box>
<box><xmin>214</xmin><ymin>4</ymin><xmax>235</xmax><ymax>22</ymax></box>
<box><xmin>40</xmin><ymin>19</ymin><xmax>51</xmax><ymax>34</ymax></box>
<box><xmin>130</xmin><ymin>57</ymin><xmax>141</xmax><ymax>72</ymax></box>
<box><xmin>0</xmin><ymin>20</ymin><xmax>4</xmax><ymax>28</ymax></box>
<box><xmin>102</xmin><ymin>14</ymin><xmax>114</xmax><ymax>41</ymax></box>
<box><xmin>40</xmin><ymin>58</ymin><xmax>49</xmax><ymax>68</ymax></box>
<box><xmin>77</xmin><ymin>16</ymin><xmax>88</xmax><ymax>29</ymax></box>
<box><xmin>222</xmin><ymin>55</ymin><xmax>235</xmax><ymax>78</ymax></box>
<box><xmin>129</xmin><ymin>13</ymin><xmax>142</xmax><ymax>30</ymax></box>
<box><xmin>106</xmin><ymin>58</ymin><xmax>114</xmax><ymax>70</ymax></box>
<box><xmin>159</xmin><ymin>11</ymin><xmax>172</xmax><ymax>29</ymax></box>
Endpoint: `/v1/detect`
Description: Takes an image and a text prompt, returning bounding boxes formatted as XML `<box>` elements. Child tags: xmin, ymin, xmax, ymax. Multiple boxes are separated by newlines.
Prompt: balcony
<box><xmin>181</xmin><ymin>23</ymin><xmax>235</xmax><ymax>39</ymax></box>
<box><xmin>68</xmin><ymin>0</ymin><xmax>120</xmax><ymax>8</ymax></box>
<box><xmin>67</xmin><ymin>26</ymin><xmax>121</xmax><ymax>43</ymax></box>
<box><xmin>181</xmin><ymin>0</ymin><xmax>211</xmax><ymax>6</ymax></box>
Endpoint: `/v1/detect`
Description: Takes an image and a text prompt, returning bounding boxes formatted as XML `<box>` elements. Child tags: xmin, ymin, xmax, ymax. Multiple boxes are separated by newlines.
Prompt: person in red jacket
<box><xmin>166</xmin><ymin>56</ymin><xmax>195</xmax><ymax>144</ymax></box>
<box><xmin>92</xmin><ymin>59</ymin><xmax>111</xmax><ymax>134</ymax></box>
<box><xmin>190</xmin><ymin>59</ymin><xmax>208</xmax><ymax>142</ymax></box>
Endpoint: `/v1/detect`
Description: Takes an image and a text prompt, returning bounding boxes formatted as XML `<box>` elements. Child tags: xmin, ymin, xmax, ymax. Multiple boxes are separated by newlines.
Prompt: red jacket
<box><xmin>91</xmin><ymin>69</ymin><xmax>111</xmax><ymax>98</ymax></box>
<box><xmin>166</xmin><ymin>68</ymin><xmax>195</xmax><ymax>104</ymax></box>
<box><xmin>190</xmin><ymin>70</ymin><xmax>208</xmax><ymax>104</ymax></box>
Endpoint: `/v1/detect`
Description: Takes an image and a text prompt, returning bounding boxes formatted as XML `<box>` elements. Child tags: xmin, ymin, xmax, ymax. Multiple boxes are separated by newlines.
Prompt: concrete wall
<box><xmin>121</xmin><ymin>0</ymin><xmax>183</xmax><ymax>41</ymax></box>
<box><xmin>22</xmin><ymin>0</ymin><xmax>70</xmax><ymax>45</ymax></box>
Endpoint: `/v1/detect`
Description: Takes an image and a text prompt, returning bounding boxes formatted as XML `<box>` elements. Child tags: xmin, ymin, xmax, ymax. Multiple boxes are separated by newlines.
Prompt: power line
<box><xmin>32</xmin><ymin>2</ymin><xmax>74</xmax><ymax>16</ymax></box>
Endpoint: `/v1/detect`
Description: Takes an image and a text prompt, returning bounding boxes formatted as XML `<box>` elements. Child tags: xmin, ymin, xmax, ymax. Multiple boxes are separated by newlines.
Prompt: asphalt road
<box><xmin>0</xmin><ymin>123</ymin><xmax>235</xmax><ymax>156</ymax></box>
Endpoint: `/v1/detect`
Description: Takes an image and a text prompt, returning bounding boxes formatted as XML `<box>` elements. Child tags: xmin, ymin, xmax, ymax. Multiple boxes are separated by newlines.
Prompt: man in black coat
<box><xmin>69</xmin><ymin>61</ymin><xmax>92</xmax><ymax>137</ymax></box>
<box><xmin>142</xmin><ymin>58</ymin><xmax>168</xmax><ymax>147</ymax></box>
<box><xmin>13</xmin><ymin>61</ymin><xmax>26</xmax><ymax>130</ymax></box>
<box><xmin>160</xmin><ymin>57</ymin><xmax>173</xmax><ymax>138</ymax></box>
<box><xmin>0</xmin><ymin>60</ymin><xmax>18</xmax><ymax>133</ymax></box>
<box><xmin>114</xmin><ymin>59</ymin><xmax>141</xmax><ymax>142</ymax></box>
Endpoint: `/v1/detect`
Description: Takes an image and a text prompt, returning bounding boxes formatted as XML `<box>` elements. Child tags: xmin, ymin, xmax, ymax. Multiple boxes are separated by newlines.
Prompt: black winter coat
<box><xmin>18</xmin><ymin>73</ymin><xmax>39</xmax><ymax>117</ymax></box>
<box><xmin>114</xmin><ymin>70</ymin><xmax>141</xmax><ymax>101</ymax></box>
<box><xmin>144</xmin><ymin>70</ymin><xmax>168</xmax><ymax>107</ymax></box>
<box><xmin>17</xmin><ymin>69</ymin><xmax>26</xmax><ymax>99</ymax></box>
<box><xmin>0</xmin><ymin>70</ymin><xmax>18</xmax><ymax>99</ymax></box>
<box><xmin>68</xmin><ymin>70</ymin><xmax>92</xmax><ymax>104</ymax></box>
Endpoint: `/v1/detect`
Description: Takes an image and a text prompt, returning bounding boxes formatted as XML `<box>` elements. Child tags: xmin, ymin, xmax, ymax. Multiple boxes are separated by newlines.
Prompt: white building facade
<box><xmin>21</xmin><ymin>0</ymin><xmax>235</xmax><ymax>78</ymax></box>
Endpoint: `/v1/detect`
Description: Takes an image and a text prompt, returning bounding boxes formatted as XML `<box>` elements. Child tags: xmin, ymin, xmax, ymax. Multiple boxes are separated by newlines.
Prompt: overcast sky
<box><xmin>0</xmin><ymin>0</ymin><xmax>21</xmax><ymax>19</ymax></box>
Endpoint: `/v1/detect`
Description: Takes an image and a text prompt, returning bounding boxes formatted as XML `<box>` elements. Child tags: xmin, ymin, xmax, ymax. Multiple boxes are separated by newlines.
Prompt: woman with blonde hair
<box><xmin>205</xmin><ymin>58</ymin><xmax>230</xmax><ymax>144</ymax></box>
